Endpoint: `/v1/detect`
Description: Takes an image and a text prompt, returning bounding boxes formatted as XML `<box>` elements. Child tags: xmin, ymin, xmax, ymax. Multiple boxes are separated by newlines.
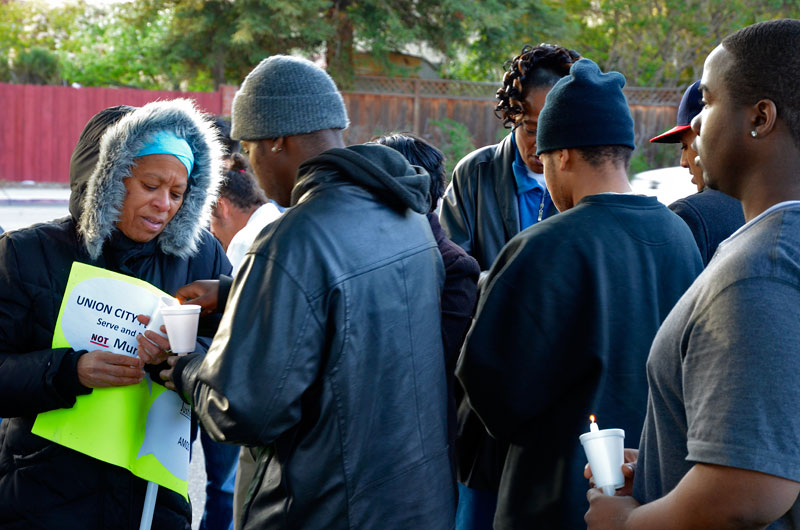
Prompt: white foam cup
<box><xmin>579</xmin><ymin>428</ymin><xmax>625</xmax><ymax>496</ymax></box>
<box><xmin>145</xmin><ymin>296</ymin><xmax>180</xmax><ymax>339</ymax></box>
<box><xmin>160</xmin><ymin>304</ymin><xmax>201</xmax><ymax>354</ymax></box>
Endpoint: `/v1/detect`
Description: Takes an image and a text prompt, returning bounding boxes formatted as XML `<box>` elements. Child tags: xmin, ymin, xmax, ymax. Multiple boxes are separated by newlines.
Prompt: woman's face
<box><xmin>117</xmin><ymin>154</ymin><xmax>188</xmax><ymax>243</ymax></box>
<box><xmin>514</xmin><ymin>86</ymin><xmax>551</xmax><ymax>174</ymax></box>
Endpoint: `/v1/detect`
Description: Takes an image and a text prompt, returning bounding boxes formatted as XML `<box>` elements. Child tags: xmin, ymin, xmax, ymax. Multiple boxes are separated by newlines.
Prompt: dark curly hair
<box><xmin>495</xmin><ymin>44</ymin><xmax>581</xmax><ymax>129</ymax></box>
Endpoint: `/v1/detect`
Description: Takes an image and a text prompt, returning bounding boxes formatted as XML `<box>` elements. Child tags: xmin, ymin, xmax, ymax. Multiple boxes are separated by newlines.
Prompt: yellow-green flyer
<box><xmin>32</xmin><ymin>262</ymin><xmax>191</xmax><ymax>498</ymax></box>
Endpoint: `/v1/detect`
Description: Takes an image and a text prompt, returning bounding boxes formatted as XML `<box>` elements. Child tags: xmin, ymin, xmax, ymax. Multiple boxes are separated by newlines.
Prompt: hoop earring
<box><xmin>750</xmin><ymin>130</ymin><xmax>758</xmax><ymax>138</ymax></box>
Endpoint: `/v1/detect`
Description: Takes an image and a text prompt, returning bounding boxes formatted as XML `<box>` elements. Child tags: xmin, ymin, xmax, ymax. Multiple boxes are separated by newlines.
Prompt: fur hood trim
<box><xmin>78</xmin><ymin>98</ymin><xmax>223</xmax><ymax>259</ymax></box>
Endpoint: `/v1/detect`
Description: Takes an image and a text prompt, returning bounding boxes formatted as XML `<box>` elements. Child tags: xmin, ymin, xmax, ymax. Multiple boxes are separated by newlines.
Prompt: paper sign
<box><xmin>32</xmin><ymin>262</ymin><xmax>191</xmax><ymax>497</ymax></box>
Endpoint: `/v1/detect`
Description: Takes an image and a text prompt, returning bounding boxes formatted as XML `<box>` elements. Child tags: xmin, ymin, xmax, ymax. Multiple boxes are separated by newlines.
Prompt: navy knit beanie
<box><xmin>231</xmin><ymin>55</ymin><xmax>350</xmax><ymax>141</ymax></box>
<box><xmin>536</xmin><ymin>59</ymin><xmax>635</xmax><ymax>155</ymax></box>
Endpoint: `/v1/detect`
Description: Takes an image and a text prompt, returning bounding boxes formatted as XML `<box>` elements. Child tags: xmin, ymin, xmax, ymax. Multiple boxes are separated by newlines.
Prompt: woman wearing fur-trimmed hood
<box><xmin>0</xmin><ymin>99</ymin><xmax>231</xmax><ymax>529</ymax></box>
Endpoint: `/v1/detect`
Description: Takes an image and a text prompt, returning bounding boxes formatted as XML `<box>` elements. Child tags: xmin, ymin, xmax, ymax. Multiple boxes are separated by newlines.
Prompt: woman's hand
<box><xmin>77</xmin><ymin>350</ymin><xmax>145</xmax><ymax>388</ymax></box>
<box><xmin>135</xmin><ymin>314</ymin><xmax>173</xmax><ymax>365</ymax></box>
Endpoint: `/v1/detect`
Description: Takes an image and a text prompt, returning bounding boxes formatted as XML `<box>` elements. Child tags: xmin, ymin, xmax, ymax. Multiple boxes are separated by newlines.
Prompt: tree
<box><xmin>560</xmin><ymin>0</ymin><xmax>800</xmax><ymax>87</ymax></box>
<box><xmin>116</xmin><ymin>0</ymin><xmax>571</xmax><ymax>89</ymax></box>
<box><xmin>441</xmin><ymin>0</ymin><xmax>576</xmax><ymax>82</ymax></box>
<box><xmin>11</xmin><ymin>47</ymin><xmax>61</xmax><ymax>84</ymax></box>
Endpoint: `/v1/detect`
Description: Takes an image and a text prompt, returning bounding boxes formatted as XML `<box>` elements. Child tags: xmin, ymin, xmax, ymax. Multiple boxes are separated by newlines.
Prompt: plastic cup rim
<box><xmin>160</xmin><ymin>304</ymin><xmax>201</xmax><ymax>315</ymax></box>
<box><xmin>579</xmin><ymin>428</ymin><xmax>625</xmax><ymax>443</ymax></box>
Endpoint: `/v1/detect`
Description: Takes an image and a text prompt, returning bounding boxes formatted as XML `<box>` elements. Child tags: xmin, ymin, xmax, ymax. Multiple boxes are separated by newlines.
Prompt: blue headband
<box><xmin>135</xmin><ymin>130</ymin><xmax>194</xmax><ymax>177</ymax></box>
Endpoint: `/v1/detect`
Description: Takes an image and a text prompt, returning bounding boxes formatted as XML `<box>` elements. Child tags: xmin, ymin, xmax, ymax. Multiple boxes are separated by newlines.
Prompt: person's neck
<box><xmin>230</xmin><ymin>206</ymin><xmax>256</xmax><ymax>234</ymax></box>
<box><xmin>571</xmin><ymin>164</ymin><xmax>632</xmax><ymax>204</ymax></box>
<box><xmin>736</xmin><ymin>139</ymin><xmax>800</xmax><ymax>222</ymax></box>
<box><xmin>305</xmin><ymin>129</ymin><xmax>346</xmax><ymax>158</ymax></box>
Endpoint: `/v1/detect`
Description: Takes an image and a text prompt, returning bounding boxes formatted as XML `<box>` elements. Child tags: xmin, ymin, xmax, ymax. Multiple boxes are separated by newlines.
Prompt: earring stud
<box><xmin>271</xmin><ymin>145</ymin><xmax>282</xmax><ymax>152</ymax></box>
<box><xmin>751</xmin><ymin>130</ymin><xmax>758</xmax><ymax>138</ymax></box>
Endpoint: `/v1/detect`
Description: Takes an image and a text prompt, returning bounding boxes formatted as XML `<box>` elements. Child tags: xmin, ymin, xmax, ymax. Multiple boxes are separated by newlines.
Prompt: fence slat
<box><xmin>0</xmin><ymin>79</ymin><xmax>679</xmax><ymax>183</ymax></box>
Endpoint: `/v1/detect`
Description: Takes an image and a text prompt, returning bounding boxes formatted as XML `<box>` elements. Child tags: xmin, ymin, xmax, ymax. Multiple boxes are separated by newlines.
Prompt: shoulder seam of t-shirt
<box><xmin>689</xmin><ymin>275</ymin><xmax>800</xmax><ymax>334</ymax></box>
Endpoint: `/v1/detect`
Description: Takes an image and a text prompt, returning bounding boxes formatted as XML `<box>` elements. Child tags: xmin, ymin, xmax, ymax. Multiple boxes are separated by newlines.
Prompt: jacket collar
<box><xmin>491</xmin><ymin>133</ymin><xmax>521</xmax><ymax>239</ymax></box>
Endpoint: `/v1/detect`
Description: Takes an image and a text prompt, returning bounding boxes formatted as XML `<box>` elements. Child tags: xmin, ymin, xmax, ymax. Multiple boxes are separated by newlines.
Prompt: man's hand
<box><xmin>585</xmin><ymin>448</ymin><xmax>638</xmax><ymax>496</ymax></box>
<box><xmin>135</xmin><ymin>315</ymin><xmax>173</xmax><ymax>365</ymax></box>
<box><xmin>77</xmin><ymin>350</ymin><xmax>145</xmax><ymax>388</ymax></box>
<box><xmin>587</xmin><ymin>463</ymin><xmax>800</xmax><ymax>529</ymax></box>
<box><xmin>585</xmin><ymin>488</ymin><xmax>640</xmax><ymax>529</ymax></box>
<box><xmin>176</xmin><ymin>280</ymin><xmax>220</xmax><ymax>315</ymax></box>
<box><xmin>159</xmin><ymin>354</ymin><xmax>181</xmax><ymax>391</ymax></box>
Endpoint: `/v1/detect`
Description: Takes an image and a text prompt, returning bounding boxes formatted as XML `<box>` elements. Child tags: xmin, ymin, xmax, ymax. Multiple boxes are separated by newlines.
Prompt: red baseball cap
<box><xmin>650</xmin><ymin>81</ymin><xmax>702</xmax><ymax>144</ymax></box>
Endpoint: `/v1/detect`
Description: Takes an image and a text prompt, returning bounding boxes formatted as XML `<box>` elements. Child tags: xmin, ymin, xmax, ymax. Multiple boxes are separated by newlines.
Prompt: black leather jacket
<box><xmin>439</xmin><ymin>133</ymin><xmax>557</xmax><ymax>271</ymax></box>
<box><xmin>175</xmin><ymin>144</ymin><xmax>457</xmax><ymax>529</ymax></box>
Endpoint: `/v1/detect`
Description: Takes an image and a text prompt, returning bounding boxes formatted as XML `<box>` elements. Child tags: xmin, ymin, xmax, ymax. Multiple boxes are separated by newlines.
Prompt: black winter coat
<box><xmin>0</xmin><ymin>103</ymin><xmax>230</xmax><ymax>529</ymax></box>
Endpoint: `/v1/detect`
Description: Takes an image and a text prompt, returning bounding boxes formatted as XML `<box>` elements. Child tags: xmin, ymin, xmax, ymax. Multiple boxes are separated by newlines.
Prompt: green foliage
<box><xmin>441</xmin><ymin>0</ymin><xmax>577</xmax><ymax>82</ymax></box>
<box><xmin>0</xmin><ymin>51</ymin><xmax>9</xmax><ymax>82</ymax></box>
<box><xmin>558</xmin><ymin>0</ymin><xmax>800</xmax><ymax>87</ymax></box>
<box><xmin>3</xmin><ymin>0</ymin><xmax>800</xmax><ymax>93</ymax></box>
<box><xmin>628</xmin><ymin>152</ymin><xmax>651</xmax><ymax>177</ymax></box>
<box><xmin>10</xmin><ymin>47</ymin><xmax>61</xmax><ymax>84</ymax></box>
<box><xmin>430</xmin><ymin>118</ymin><xmax>476</xmax><ymax>178</ymax></box>
<box><xmin>629</xmin><ymin>143</ymin><xmax>682</xmax><ymax>177</ymax></box>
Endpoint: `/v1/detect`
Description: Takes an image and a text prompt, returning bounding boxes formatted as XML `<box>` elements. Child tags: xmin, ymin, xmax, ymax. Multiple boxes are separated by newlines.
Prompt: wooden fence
<box><xmin>0</xmin><ymin>78</ymin><xmax>682</xmax><ymax>183</ymax></box>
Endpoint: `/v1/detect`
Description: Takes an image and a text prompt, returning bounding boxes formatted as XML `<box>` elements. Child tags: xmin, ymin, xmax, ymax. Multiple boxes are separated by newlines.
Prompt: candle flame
<box><xmin>589</xmin><ymin>414</ymin><xmax>596</xmax><ymax>423</ymax></box>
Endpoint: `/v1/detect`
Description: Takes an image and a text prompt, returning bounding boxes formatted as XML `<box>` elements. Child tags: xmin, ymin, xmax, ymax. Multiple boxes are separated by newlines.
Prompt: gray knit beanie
<box><xmin>230</xmin><ymin>55</ymin><xmax>349</xmax><ymax>141</ymax></box>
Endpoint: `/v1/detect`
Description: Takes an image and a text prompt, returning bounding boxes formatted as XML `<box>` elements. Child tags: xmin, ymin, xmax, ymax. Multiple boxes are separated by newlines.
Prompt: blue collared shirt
<box><xmin>512</xmin><ymin>131</ymin><xmax>553</xmax><ymax>230</ymax></box>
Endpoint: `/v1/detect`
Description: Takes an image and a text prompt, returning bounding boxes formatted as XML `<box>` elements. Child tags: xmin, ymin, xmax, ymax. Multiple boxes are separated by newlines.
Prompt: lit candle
<box><xmin>589</xmin><ymin>414</ymin><xmax>599</xmax><ymax>432</ymax></box>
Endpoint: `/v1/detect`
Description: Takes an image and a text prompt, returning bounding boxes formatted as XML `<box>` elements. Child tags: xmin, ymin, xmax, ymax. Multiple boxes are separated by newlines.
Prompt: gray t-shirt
<box><xmin>634</xmin><ymin>202</ymin><xmax>800</xmax><ymax>528</ymax></box>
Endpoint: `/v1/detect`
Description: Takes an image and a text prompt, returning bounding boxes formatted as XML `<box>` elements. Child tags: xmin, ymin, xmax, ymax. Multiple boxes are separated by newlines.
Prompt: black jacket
<box><xmin>458</xmin><ymin>195</ymin><xmax>703</xmax><ymax>528</ymax></box>
<box><xmin>668</xmin><ymin>188</ymin><xmax>745</xmax><ymax>266</ymax></box>
<box><xmin>427</xmin><ymin>213</ymin><xmax>480</xmax><ymax>482</ymax></box>
<box><xmin>439</xmin><ymin>133</ymin><xmax>557</xmax><ymax>271</ymax></box>
<box><xmin>0</xmin><ymin>103</ymin><xmax>230</xmax><ymax>529</ymax></box>
<box><xmin>440</xmin><ymin>134</ymin><xmax>559</xmax><ymax>493</ymax></box>
<box><xmin>174</xmin><ymin>144</ymin><xmax>457</xmax><ymax>529</ymax></box>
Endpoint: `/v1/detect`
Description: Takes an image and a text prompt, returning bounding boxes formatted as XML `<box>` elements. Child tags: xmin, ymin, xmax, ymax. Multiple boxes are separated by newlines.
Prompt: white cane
<box><xmin>139</xmin><ymin>481</ymin><xmax>159</xmax><ymax>530</ymax></box>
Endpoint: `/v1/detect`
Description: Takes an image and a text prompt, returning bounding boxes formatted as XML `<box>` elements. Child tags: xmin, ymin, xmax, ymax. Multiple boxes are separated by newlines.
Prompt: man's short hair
<box><xmin>216</xmin><ymin>153</ymin><xmax>267</xmax><ymax>212</ymax></box>
<box><xmin>575</xmin><ymin>145</ymin><xmax>633</xmax><ymax>169</ymax></box>
<box><xmin>722</xmin><ymin>19</ymin><xmax>800</xmax><ymax>148</ymax></box>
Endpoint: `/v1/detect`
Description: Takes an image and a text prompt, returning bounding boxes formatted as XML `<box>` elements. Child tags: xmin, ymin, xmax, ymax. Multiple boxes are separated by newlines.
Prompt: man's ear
<box><xmin>558</xmin><ymin>148</ymin><xmax>571</xmax><ymax>171</ymax></box>
<box><xmin>215</xmin><ymin>196</ymin><xmax>231</xmax><ymax>220</ymax></box>
<box><xmin>752</xmin><ymin>99</ymin><xmax>778</xmax><ymax>138</ymax></box>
